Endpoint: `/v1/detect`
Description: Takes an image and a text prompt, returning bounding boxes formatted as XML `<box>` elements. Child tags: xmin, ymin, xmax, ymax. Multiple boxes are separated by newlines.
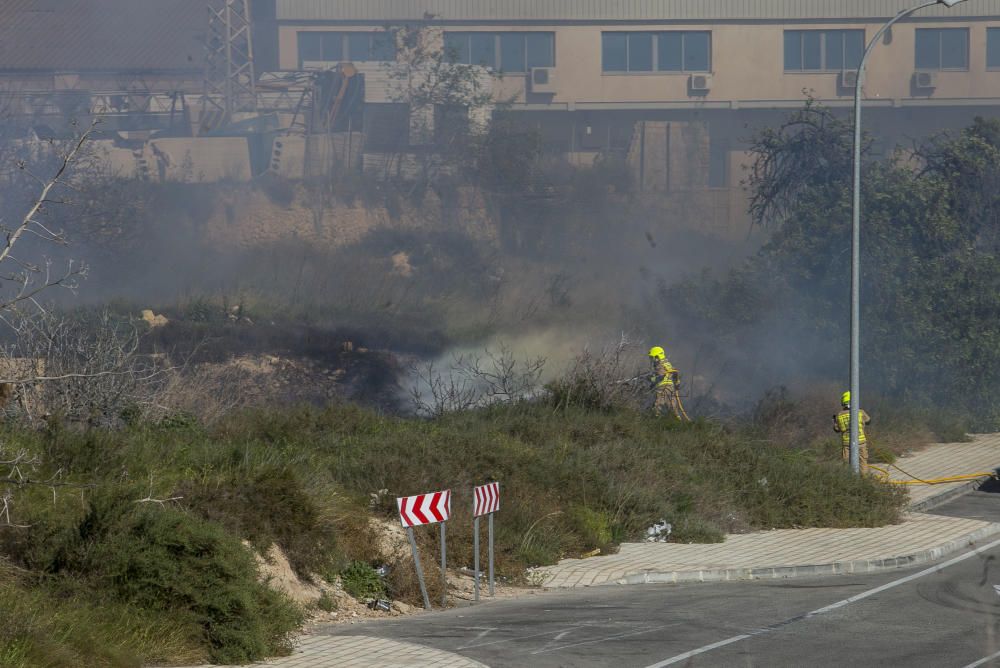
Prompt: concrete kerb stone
<box><xmin>907</xmin><ymin>476</ymin><xmax>991</xmax><ymax>513</ymax></box>
<box><xmin>601</xmin><ymin>521</ymin><xmax>1000</xmax><ymax>587</ymax></box>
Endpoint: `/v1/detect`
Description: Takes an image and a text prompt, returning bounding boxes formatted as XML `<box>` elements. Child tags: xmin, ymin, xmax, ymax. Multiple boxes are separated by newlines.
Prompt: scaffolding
<box><xmin>202</xmin><ymin>0</ymin><xmax>256</xmax><ymax>130</ymax></box>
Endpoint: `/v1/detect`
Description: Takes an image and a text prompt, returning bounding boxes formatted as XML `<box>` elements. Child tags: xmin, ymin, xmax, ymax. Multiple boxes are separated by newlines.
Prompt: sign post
<box><xmin>397</xmin><ymin>489</ymin><xmax>452</xmax><ymax>611</ymax></box>
<box><xmin>473</xmin><ymin>508</ymin><xmax>481</xmax><ymax>601</ymax></box>
<box><xmin>440</xmin><ymin>521</ymin><xmax>447</xmax><ymax>607</ymax></box>
<box><xmin>405</xmin><ymin>525</ymin><xmax>431</xmax><ymax>610</ymax></box>
<box><xmin>472</xmin><ymin>482</ymin><xmax>500</xmax><ymax>602</ymax></box>
<box><xmin>488</xmin><ymin>511</ymin><xmax>495</xmax><ymax>596</ymax></box>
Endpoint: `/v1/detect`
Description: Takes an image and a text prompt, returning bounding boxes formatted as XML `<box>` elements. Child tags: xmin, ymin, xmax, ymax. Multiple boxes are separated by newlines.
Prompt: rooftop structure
<box><xmin>274</xmin><ymin>0</ymin><xmax>998</xmax><ymax>22</ymax></box>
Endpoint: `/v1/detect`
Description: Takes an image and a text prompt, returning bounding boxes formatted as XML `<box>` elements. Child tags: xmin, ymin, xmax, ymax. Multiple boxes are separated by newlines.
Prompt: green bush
<box><xmin>2</xmin><ymin>487</ymin><xmax>303</xmax><ymax>665</ymax></box>
<box><xmin>316</xmin><ymin>591</ymin><xmax>337</xmax><ymax>612</ymax></box>
<box><xmin>181</xmin><ymin>465</ymin><xmax>339</xmax><ymax>577</ymax></box>
<box><xmin>340</xmin><ymin>561</ymin><xmax>387</xmax><ymax>601</ymax></box>
<box><xmin>567</xmin><ymin>506</ymin><xmax>613</xmax><ymax>549</ymax></box>
<box><xmin>0</xmin><ymin>575</ymin><xmax>204</xmax><ymax>668</ymax></box>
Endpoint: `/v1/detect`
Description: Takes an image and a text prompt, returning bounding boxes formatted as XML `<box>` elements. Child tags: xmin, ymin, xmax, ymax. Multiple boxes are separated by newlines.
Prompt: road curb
<box><xmin>907</xmin><ymin>476</ymin><xmax>991</xmax><ymax>513</ymax></box>
<box><xmin>601</xmin><ymin>522</ymin><xmax>1000</xmax><ymax>586</ymax></box>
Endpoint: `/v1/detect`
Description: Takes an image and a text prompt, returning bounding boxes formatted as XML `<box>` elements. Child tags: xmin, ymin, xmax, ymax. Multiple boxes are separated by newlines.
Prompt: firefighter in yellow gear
<box><xmin>833</xmin><ymin>391</ymin><xmax>871</xmax><ymax>473</ymax></box>
<box><xmin>648</xmin><ymin>346</ymin><xmax>683</xmax><ymax>419</ymax></box>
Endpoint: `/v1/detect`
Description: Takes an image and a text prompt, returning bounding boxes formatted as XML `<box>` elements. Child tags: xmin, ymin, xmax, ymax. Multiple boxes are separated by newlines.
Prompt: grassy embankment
<box><xmin>0</xmin><ymin>401</ymin><xmax>907</xmax><ymax>667</ymax></box>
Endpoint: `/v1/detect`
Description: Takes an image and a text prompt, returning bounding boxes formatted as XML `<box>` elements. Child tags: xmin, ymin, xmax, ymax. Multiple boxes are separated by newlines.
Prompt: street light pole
<box><xmin>849</xmin><ymin>0</ymin><xmax>966</xmax><ymax>474</ymax></box>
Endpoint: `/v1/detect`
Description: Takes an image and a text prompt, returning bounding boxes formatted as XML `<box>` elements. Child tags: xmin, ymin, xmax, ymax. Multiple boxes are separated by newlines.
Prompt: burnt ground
<box><xmin>142</xmin><ymin>317</ymin><xmax>419</xmax><ymax>412</ymax></box>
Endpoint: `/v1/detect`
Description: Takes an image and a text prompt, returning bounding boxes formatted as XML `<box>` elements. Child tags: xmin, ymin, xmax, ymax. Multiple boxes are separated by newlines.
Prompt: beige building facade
<box><xmin>273</xmin><ymin>1</ymin><xmax>1000</xmax><ymax>108</ymax></box>
<box><xmin>270</xmin><ymin>1</ymin><xmax>1000</xmax><ymax>230</ymax></box>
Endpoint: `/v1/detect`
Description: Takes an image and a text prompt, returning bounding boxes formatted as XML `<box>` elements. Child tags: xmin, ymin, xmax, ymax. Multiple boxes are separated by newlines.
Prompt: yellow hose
<box><xmin>675</xmin><ymin>392</ymin><xmax>691</xmax><ymax>422</ymax></box>
<box><xmin>869</xmin><ymin>462</ymin><xmax>996</xmax><ymax>486</ymax></box>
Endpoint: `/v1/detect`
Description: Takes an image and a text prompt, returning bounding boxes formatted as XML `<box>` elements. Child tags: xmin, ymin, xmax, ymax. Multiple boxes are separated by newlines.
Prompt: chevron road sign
<box><xmin>397</xmin><ymin>490</ymin><xmax>451</xmax><ymax>528</ymax></box>
<box><xmin>473</xmin><ymin>482</ymin><xmax>500</xmax><ymax>517</ymax></box>
<box><xmin>398</xmin><ymin>489</ymin><xmax>452</xmax><ymax>610</ymax></box>
<box><xmin>472</xmin><ymin>482</ymin><xmax>500</xmax><ymax>602</ymax></box>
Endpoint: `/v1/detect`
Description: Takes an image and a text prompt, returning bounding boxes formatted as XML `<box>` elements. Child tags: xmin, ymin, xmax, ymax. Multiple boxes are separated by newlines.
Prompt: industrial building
<box><xmin>273</xmin><ymin>1</ymin><xmax>1000</xmax><ymax>207</ymax></box>
<box><xmin>1</xmin><ymin>0</ymin><xmax>998</xmax><ymax>223</ymax></box>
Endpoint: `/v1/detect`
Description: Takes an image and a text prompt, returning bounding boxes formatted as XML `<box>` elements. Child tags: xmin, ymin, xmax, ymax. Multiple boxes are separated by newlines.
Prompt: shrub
<box><xmin>43</xmin><ymin>490</ymin><xmax>303</xmax><ymax>664</ymax></box>
<box><xmin>316</xmin><ymin>591</ymin><xmax>337</xmax><ymax>612</ymax></box>
<box><xmin>567</xmin><ymin>506</ymin><xmax>613</xmax><ymax>549</ymax></box>
<box><xmin>340</xmin><ymin>561</ymin><xmax>387</xmax><ymax>601</ymax></box>
<box><xmin>181</xmin><ymin>465</ymin><xmax>339</xmax><ymax>577</ymax></box>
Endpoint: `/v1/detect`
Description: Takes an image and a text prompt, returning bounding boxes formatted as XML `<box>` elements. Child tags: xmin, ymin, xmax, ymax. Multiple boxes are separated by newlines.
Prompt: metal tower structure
<box><xmin>202</xmin><ymin>0</ymin><xmax>257</xmax><ymax>127</ymax></box>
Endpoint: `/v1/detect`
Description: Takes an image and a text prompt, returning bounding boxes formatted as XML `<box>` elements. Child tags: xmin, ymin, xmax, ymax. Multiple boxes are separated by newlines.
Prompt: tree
<box><xmin>381</xmin><ymin>24</ymin><xmax>499</xmax><ymax>185</ymax></box>
<box><xmin>0</xmin><ymin>122</ymin><xmax>95</xmax><ymax>317</ymax></box>
<box><xmin>666</xmin><ymin>105</ymin><xmax>1000</xmax><ymax>424</ymax></box>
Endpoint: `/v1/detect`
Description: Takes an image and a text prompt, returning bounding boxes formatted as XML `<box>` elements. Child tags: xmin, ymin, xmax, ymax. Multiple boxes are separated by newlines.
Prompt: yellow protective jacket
<box><xmin>651</xmin><ymin>357</ymin><xmax>677</xmax><ymax>388</ymax></box>
<box><xmin>834</xmin><ymin>409</ymin><xmax>870</xmax><ymax>446</ymax></box>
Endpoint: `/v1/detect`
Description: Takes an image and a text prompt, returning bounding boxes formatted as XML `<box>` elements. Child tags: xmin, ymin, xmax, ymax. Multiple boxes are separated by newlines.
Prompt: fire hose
<box><xmin>673</xmin><ymin>388</ymin><xmax>691</xmax><ymax>422</ymax></box>
<box><xmin>869</xmin><ymin>462</ymin><xmax>998</xmax><ymax>486</ymax></box>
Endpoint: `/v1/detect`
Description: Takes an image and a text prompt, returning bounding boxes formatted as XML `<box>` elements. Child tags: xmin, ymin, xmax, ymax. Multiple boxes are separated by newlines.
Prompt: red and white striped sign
<box><xmin>473</xmin><ymin>482</ymin><xmax>500</xmax><ymax>517</ymax></box>
<box><xmin>397</xmin><ymin>490</ymin><xmax>451</xmax><ymax>528</ymax></box>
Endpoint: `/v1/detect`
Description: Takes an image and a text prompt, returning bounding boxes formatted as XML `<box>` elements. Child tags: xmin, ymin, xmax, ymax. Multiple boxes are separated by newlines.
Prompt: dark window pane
<box><xmin>470</xmin><ymin>33</ymin><xmax>496</xmax><ymax>67</ymax></box>
<box><xmin>628</xmin><ymin>32</ymin><xmax>653</xmax><ymax>71</ymax></box>
<box><xmin>443</xmin><ymin>33</ymin><xmax>469</xmax><ymax>64</ymax></box>
<box><xmin>603</xmin><ymin>33</ymin><xmax>628</xmax><ymax>71</ymax></box>
<box><xmin>802</xmin><ymin>31</ymin><xmax>822</xmax><ymax>70</ymax></box>
<box><xmin>321</xmin><ymin>33</ymin><xmax>343</xmax><ymax>61</ymax></box>
<box><xmin>915</xmin><ymin>29</ymin><xmax>939</xmax><ymax>69</ymax></box>
<box><xmin>435</xmin><ymin>104</ymin><xmax>469</xmax><ymax>147</ymax></box>
<box><xmin>825</xmin><ymin>31</ymin><xmax>844</xmax><ymax>71</ymax></box>
<box><xmin>526</xmin><ymin>33</ymin><xmax>554</xmax><ymax>68</ymax></box>
<box><xmin>658</xmin><ymin>32</ymin><xmax>683</xmax><ymax>70</ymax></box>
<box><xmin>298</xmin><ymin>32</ymin><xmax>322</xmax><ymax>63</ymax></box>
<box><xmin>941</xmin><ymin>28</ymin><xmax>968</xmax><ymax>69</ymax></box>
<box><xmin>372</xmin><ymin>31</ymin><xmax>396</xmax><ymax>61</ymax></box>
<box><xmin>844</xmin><ymin>30</ymin><xmax>864</xmax><ymax>69</ymax></box>
<box><xmin>989</xmin><ymin>28</ymin><xmax>1000</xmax><ymax>68</ymax></box>
<box><xmin>347</xmin><ymin>33</ymin><xmax>370</xmax><ymax>61</ymax></box>
<box><xmin>363</xmin><ymin>103</ymin><xmax>409</xmax><ymax>151</ymax></box>
<box><xmin>784</xmin><ymin>31</ymin><xmax>802</xmax><ymax>70</ymax></box>
<box><xmin>684</xmin><ymin>32</ymin><xmax>710</xmax><ymax>71</ymax></box>
<box><xmin>500</xmin><ymin>33</ymin><xmax>526</xmax><ymax>72</ymax></box>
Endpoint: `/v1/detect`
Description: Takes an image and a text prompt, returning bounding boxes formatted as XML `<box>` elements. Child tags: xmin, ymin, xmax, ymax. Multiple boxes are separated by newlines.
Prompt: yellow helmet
<box><xmin>841</xmin><ymin>391</ymin><xmax>851</xmax><ymax>408</ymax></box>
<box><xmin>648</xmin><ymin>346</ymin><xmax>666</xmax><ymax>359</ymax></box>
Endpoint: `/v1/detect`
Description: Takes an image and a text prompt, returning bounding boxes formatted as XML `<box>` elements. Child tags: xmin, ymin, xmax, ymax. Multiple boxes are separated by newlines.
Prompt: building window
<box><xmin>989</xmin><ymin>28</ymin><xmax>1000</xmax><ymax>69</ymax></box>
<box><xmin>434</xmin><ymin>104</ymin><xmax>469</xmax><ymax>147</ymax></box>
<box><xmin>784</xmin><ymin>30</ymin><xmax>864</xmax><ymax>71</ymax></box>
<box><xmin>363</xmin><ymin>103</ymin><xmax>409</xmax><ymax>151</ymax></box>
<box><xmin>442</xmin><ymin>32</ymin><xmax>554</xmax><ymax>72</ymax></box>
<box><xmin>602</xmin><ymin>32</ymin><xmax>711</xmax><ymax>73</ymax></box>
<box><xmin>915</xmin><ymin>28</ymin><xmax>969</xmax><ymax>70</ymax></box>
<box><xmin>297</xmin><ymin>31</ymin><xmax>395</xmax><ymax>67</ymax></box>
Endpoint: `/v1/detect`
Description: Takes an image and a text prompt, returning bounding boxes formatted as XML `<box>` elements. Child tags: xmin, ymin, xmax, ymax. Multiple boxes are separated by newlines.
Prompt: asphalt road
<box><xmin>323</xmin><ymin>490</ymin><xmax>1000</xmax><ymax>667</ymax></box>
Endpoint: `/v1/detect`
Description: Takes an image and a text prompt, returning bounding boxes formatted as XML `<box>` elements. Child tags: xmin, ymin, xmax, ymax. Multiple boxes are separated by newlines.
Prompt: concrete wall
<box><xmin>91</xmin><ymin>137</ymin><xmax>252</xmax><ymax>183</ymax></box>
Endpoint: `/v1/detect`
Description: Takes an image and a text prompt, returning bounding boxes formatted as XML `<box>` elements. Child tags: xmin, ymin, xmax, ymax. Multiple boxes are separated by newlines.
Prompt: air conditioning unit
<box><xmin>913</xmin><ymin>71</ymin><xmax>937</xmax><ymax>90</ymax></box>
<box><xmin>689</xmin><ymin>73</ymin><xmax>713</xmax><ymax>93</ymax></box>
<box><xmin>839</xmin><ymin>70</ymin><xmax>860</xmax><ymax>89</ymax></box>
<box><xmin>530</xmin><ymin>67</ymin><xmax>557</xmax><ymax>94</ymax></box>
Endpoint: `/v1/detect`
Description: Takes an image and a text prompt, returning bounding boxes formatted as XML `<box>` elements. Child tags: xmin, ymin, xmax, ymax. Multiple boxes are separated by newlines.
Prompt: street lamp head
<box><xmin>937</xmin><ymin>0</ymin><xmax>967</xmax><ymax>7</ymax></box>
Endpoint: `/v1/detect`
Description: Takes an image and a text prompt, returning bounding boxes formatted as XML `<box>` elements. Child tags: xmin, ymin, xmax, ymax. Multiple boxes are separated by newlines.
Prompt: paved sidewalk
<box><xmin>887</xmin><ymin>433</ymin><xmax>1000</xmax><ymax>509</ymax></box>
<box><xmin>173</xmin><ymin>635</ymin><xmax>487</xmax><ymax>668</ymax></box>
<box><xmin>537</xmin><ymin>435</ymin><xmax>1000</xmax><ymax>588</ymax></box>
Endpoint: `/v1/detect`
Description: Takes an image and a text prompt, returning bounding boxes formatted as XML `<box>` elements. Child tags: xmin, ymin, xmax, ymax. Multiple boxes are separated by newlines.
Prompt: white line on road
<box><xmin>531</xmin><ymin>624</ymin><xmax>678</xmax><ymax>655</ymax></box>
<box><xmin>645</xmin><ymin>535</ymin><xmax>1000</xmax><ymax>668</ymax></box>
<box><xmin>961</xmin><ymin>648</ymin><xmax>1000</xmax><ymax>668</ymax></box>
<box><xmin>643</xmin><ymin>633</ymin><xmax>752</xmax><ymax>667</ymax></box>
<box><xmin>456</xmin><ymin>623</ymin><xmax>591</xmax><ymax>650</ymax></box>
